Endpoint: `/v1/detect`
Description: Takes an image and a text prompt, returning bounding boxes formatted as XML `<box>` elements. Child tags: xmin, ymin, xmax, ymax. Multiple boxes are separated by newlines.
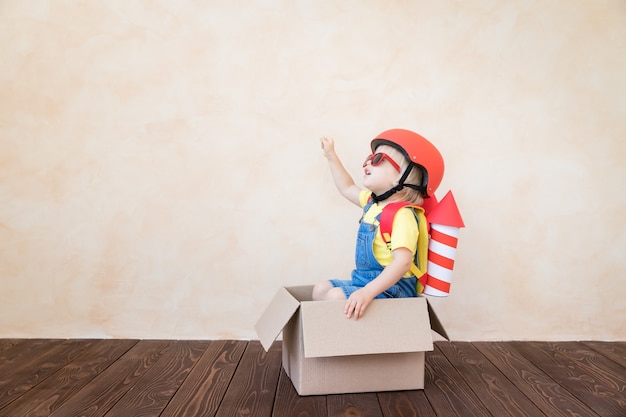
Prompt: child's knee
<box><xmin>312</xmin><ymin>280</ymin><xmax>332</xmax><ymax>301</ymax></box>
<box><xmin>326</xmin><ymin>287</ymin><xmax>347</xmax><ymax>300</ymax></box>
<box><xmin>312</xmin><ymin>281</ymin><xmax>346</xmax><ymax>301</ymax></box>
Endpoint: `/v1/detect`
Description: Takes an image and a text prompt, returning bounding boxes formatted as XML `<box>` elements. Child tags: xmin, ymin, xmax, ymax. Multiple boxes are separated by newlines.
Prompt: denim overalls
<box><xmin>330</xmin><ymin>201</ymin><xmax>418</xmax><ymax>299</ymax></box>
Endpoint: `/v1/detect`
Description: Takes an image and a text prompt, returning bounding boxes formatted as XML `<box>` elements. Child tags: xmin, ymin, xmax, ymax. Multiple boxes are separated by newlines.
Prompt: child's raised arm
<box><xmin>320</xmin><ymin>136</ymin><xmax>361</xmax><ymax>206</ymax></box>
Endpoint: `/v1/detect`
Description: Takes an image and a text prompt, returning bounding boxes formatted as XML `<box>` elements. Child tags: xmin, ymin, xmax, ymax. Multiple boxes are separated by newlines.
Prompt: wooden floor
<box><xmin>0</xmin><ymin>339</ymin><xmax>624</xmax><ymax>417</ymax></box>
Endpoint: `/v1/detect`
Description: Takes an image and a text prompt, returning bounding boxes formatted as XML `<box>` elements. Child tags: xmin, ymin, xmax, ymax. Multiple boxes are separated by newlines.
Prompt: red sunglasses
<box><xmin>363</xmin><ymin>152</ymin><xmax>401</xmax><ymax>172</ymax></box>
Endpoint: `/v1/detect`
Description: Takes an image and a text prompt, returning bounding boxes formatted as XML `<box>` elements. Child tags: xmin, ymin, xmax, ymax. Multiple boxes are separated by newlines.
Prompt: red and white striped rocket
<box><xmin>424</xmin><ymin>191</ymin><xmax>464</xmax><ymax>297</ymax></box>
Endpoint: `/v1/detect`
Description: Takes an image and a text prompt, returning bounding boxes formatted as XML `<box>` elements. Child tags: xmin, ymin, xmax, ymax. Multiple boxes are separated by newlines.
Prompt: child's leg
<box><xmin>312</xmin><ymin>280</ymin><xmax>346</xmax><ymax>301</ymax></box>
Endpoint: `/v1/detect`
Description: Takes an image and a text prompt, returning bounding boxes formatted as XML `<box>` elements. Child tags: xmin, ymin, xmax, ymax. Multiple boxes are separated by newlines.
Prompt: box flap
<box><xmin>300</xmin><ymin>297</ymin><xmax>433</xmax><ymax>358</ymax></box>
<box><xmin>283</xmin><ymin>285</ymin><xmax>314</xmax><ymax>301</ymax></box>
<box><xmin>426</xmin><ymin>299</ymin><xmax>449</xmax><ymax>340</ymax></box>
<box><xmin>254</xmin><ymin>287</ymin><xmax>301</xmax><ymax>351</ymax></box>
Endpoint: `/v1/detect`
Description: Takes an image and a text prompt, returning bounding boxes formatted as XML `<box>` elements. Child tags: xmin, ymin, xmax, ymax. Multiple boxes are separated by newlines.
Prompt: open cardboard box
<box><xmin>255</xmin><ymin>285</ymin><xmax>448</xmax><ymax>396</ymax></box>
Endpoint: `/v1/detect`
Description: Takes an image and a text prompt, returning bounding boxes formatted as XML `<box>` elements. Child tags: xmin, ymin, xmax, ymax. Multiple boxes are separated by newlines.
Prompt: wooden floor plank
<box><xmin>327</xmin><ymin>392</ymin><xmax>383</xmax><ymax>417</ymax></box>
<box><xmin>0</xmin><ymin>339</ymin><xmax>94</xmax><ymax>410</ymax></box>
<box><xmin>272</xmin><ymin>368</ymin><xmax>327</xmax><ymax>417</ymax></box>
<box><xmin>0</xmin><ymin>339</ymin><xmax>23</xmax><ymax>355</ymax></box>
<box><xmin>0</xmin><ymin>339</ymin><xmax>51</xmax><ymax>363</ymax></box>
<box><xmin>48</xmin><ymin>339</ymin><xmax>169</xmax><ymax>417</ymax></box>
<box><xmin>0</xmin><ymin>339</ymin><xmax>136</xmax><ymax>417</ymax></box>
<box><xmin>0</xmin><ymin>339</ymin><xmax>64</xmax><ymax>376</ymax></box>
<box><xmin>215</xmin><ymin>340</ymin><xmax>282</xmax><ymax>417</ymax></box>
<box><xmin>0</xmin><ymin>339</ymin><xmax>65</xmax><ymax>409</ymax></box>
<box><xmin>512</xmin><ymin>341</ymin><xmax>626</xmax><ymax>417</ymax></box>
<box><xmin>161</xmin><ymin>340</ymin><xmax>247</xmax><ymax>417</ymax></box>
<box><xmin>423</xmin><ymin>344</ymin><xmax>492</xmax><ymax>417</ymax></box>
<box><xmin>582</xmin><ymin>341</ymin><xmax>626</xmax><ymax>368</ymax></box>
<box><xmin>438</xmin><ymin>341</ymin><xmax>546</xmax><ymax>417</ymax></box>
<box><xmin>102</xmin><ymin>340</ymin><xmax>209</xmax><ymax>417</ymax></box>
<box><xmin>377</xmin><ymin>390</ymin><xmax>437</xmax><ymax>417</ymax></box>
<box><xmin>1</xmin><ymin>339</ymin><xmax>623</xmax><ymax>417</ymax></box>
<box><xmin>473</xmin><ymin>341</ymin><xmax>599</xmax><ymax>417</ymax></box>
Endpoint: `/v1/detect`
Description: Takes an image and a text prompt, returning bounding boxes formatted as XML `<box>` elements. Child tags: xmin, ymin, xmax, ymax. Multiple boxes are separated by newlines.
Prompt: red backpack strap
<box><xmin>379</xmin><ymin>201</ymin><xmax>412</xmax><ymax>244</ymax></box>
<box><xmin>380</xmin><ymin>202</ymin><xmax>430</xmax><ymax>293</ymax></box>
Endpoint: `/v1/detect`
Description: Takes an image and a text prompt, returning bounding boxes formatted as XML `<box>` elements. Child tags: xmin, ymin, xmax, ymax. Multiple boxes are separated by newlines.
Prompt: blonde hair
<box><xmin>376</xmin><ymin>145</ymin><xmax>424</xmax><ymax>205</ymax></box>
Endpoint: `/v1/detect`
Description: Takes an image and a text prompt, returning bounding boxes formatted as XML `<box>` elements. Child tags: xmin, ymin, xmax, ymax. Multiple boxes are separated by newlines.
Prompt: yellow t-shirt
<box><xmin>359</xmin><ymin>190</ymin><xmax>418</xmax><ymax>276</ymax></box>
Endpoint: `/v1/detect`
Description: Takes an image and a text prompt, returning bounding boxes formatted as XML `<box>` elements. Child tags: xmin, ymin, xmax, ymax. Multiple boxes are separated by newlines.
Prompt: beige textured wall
<box><xmin>1</xmin><ymin>0</ymin><xmax>624</xmax><ymax>341</ymax></box>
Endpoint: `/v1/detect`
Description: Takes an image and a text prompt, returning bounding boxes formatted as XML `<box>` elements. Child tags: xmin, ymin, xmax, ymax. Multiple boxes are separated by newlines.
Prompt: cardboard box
<box><xmin>255</xmin><ymin>285</ymin><xmax>447</xmax><ymax>396</ymax></box>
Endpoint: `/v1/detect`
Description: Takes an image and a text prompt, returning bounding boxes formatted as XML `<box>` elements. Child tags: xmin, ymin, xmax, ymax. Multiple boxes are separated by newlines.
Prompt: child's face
<box><xmin>362</xmin><ymin>147</ymin><xmax>402</xmax><ymax>195</ymax></box>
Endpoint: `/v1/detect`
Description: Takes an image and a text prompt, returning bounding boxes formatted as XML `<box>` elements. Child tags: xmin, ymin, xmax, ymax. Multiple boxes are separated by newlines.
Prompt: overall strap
<box><xmin>363</xmin><ymin>197</ymin><xmax>376</xmax><ymax>213</ymax></box>
<box><xmin>359</xmin><ymin>197</ymin><xmax>376</xmax><ymax>224</ymax></box>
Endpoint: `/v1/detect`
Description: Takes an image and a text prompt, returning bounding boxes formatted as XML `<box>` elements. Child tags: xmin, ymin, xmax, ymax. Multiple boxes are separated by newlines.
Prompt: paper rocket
<box><xmin>424</xmin><ymin>191</ymin><xmax>464</xmax><ymax>297</ymax></box>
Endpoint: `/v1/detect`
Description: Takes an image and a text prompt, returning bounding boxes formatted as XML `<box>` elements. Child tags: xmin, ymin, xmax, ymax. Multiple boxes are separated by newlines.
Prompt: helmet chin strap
<box><xmin>371</xmin><ymin>184</ymin><xmax>403</xmax><ymax>203</ymax></box>
<box><xmin>371</xmin><ymin>165</ymin><xmax>427</xmax><ymax>203</ymax></box>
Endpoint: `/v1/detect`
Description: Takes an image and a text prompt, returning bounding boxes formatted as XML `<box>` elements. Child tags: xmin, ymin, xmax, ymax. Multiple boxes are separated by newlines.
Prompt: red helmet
<box><xmin>371</xmin><ymin>129</ymin><xmax>444</xmax><ymax>198</ymax></box>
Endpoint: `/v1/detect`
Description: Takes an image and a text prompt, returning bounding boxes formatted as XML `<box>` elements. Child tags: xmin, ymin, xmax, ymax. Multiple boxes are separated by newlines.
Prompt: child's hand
<box><xmin>320</xmin><ymin>136</ymin><xmax>335</xmax><ymax>159</ymax></box>
<box><xmin>345</xmin><ymin>288</ymin><xmax>375</xmax><ymax>320</ymax></box>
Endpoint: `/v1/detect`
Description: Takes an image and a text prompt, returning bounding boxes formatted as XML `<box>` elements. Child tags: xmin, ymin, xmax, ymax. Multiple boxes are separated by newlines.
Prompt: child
<box><xmin>312</xmin><ymin>129</ymin><xmax>444</xmax><ymax>319</ymax></box>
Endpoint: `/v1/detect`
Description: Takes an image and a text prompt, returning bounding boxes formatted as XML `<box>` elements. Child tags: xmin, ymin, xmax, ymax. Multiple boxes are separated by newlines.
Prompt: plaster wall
<box><xmin>1</xmin><ymin>0</ymin><xmax>624</xmax><ymax>340</ymax></box>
